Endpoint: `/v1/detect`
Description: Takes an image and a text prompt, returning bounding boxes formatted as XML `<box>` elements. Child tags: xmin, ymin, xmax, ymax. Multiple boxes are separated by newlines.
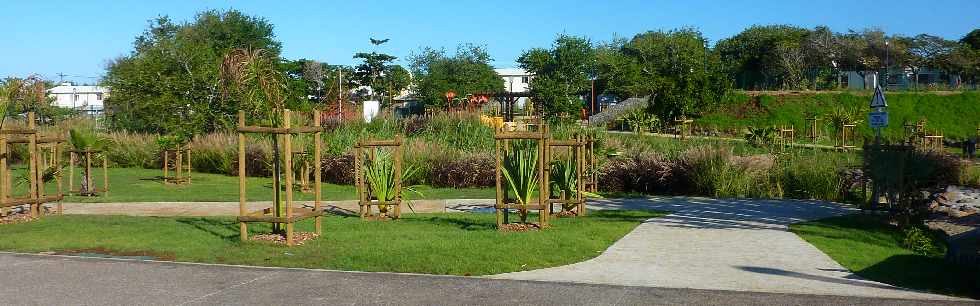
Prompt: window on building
<box><xmin>74</xmin><ymin>94</ymin><xmax>79</xmax><ymax>101</ymax></box>
<box><xmin>96</xmin><ymin>93</ymin><xmax>103</xmax><ymax>100</ymax></box>
<box><xmin>521</xmin><ymin>76</ymin><xmax>529</xmax><ymax>83</ymax></box>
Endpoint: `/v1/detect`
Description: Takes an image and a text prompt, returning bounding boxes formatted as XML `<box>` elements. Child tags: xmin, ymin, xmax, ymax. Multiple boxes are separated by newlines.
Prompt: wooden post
<box><xmin>163</xmin><ymin>149</ymin><xmax>169</xmax><ymax>182</ymax></box>
<box><xmin>186</xmin><ymin>147</ymin><xmax>192</xmax><ymax>184</ymax></box>
<box><xmin>28</xmin><ymin>113</ymin><xmax>39</xmax><ymax>218</ymax></box>
<box><xmin>0</xmin><ymin>136</ymin><xmax>6</xmax><ymax>216</ymax></box>
<box><xmin>494</xmin><ymin>130</ymin><xmax>504</xmax><ymax>227</ymax></box>
<box><xmin>313</xmin><ymin>110</ymin><xmax>322</xmax><ymax>235</ymax></box>
<box><xmin>283</xmin><ymin>110</ymin><xmax>294</xmax><ymax>246</ymax></box>
<box><xmin>394</xmin><ymin>135</ymin><xmax>402</xmax><ymax>219</ymax></box>
<box><xmin>69</xmin><ymin>151</ymin><xmax>74</xmax><ymax>194</ymax></box>
<box><xmin>539</xmin><ymin>125</ymin><xmax>548</xmax><ymax>227</ymax></box>
<box><xmin>55</xmin><ymin>144</ymin><xmax>63</xmax><ymax>214</ymax></box>
<box><xmin>238</xmin><ymin>111</ymin><xmax>248</xmax><ymax>241</ymax></box>
<box><xmin>102</xmin><ymin>153</ymin><xmax>108</xmax><ymax>195</ymax></box>
<box><xmin>355</xmin><ymin>142</ymin><xmax>364</xmax><ymax>218</ymax></box>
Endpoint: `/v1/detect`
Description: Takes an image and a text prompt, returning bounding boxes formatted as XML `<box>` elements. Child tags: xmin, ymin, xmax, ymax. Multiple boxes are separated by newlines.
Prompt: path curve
<box><xmin>492</xmin><ymin>197</ymin><xmax>962</xmax><ymax>301</ymax></box>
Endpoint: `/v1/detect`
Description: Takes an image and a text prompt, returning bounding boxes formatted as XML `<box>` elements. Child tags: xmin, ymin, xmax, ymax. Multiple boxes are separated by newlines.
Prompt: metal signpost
<box><xmin>869</xmin><ymin>85</ymin><xmax>888</xmax><ymax>144</ymax></box>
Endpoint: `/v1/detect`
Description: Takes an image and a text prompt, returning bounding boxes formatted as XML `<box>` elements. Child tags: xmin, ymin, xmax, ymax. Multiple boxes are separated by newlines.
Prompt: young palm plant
<box><xmin>362</xmin><ymin>148</ymin><xmax>420</xmax><ymax>217</ymax></box>
<box><xmin>220</xmin><ymin>48</ymin><xmax>289</xmax><ymax>233</ymax></box>
<box><xmin>69</xmin><ymin>129</ymin><xmax>110</xmax><ymax>194</ymax></box>
<box><xmin>500</xmin><ymin>141</ymin><xmax>539</xmax><ymax>223</ymax></box>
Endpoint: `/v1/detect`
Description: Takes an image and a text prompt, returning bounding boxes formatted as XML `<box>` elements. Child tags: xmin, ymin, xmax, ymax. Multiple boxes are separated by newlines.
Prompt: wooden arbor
<box><xmin>354</xmin><ymin>135</ymin><xmax>404</xmax><ymax>220</ymax></box>
<box><xmin>805</xmin><ymin>116</ymin><xmax>821</xmax><ymax>142</ymax></box>
<box><xmin>777</xmin><ymin>125</ymin><xmax>795</xmax><ymax>148</ymax></box>
<box><xmin>835</xmin><ymin>121</ymin><xmax>857</xmax><ymax>150</ymax></box>
<box><xmin>162</xmin><ymin>143</ymin><xmax>191</xmax><ymax>184</ymax></box>
<box><xmin>923</xmin><ymin>130</ymin><xmax>944</xmax><ymax>152</ymax></box>
<box><xmin>581</xmin><ymin>136</ymin><xmax>598</xmax><ymax>193</ymax></box>
<box><xmin>0</xmin><ymin>113</ymin><xmax>65</xmax><ymax>218</ymax></box>
<box><xmin>236</xmin><ymin>110</ymin><xmax>323</xmax><ymax>246</ymax></box>
<box><xmin>494</xmin><ymin>125</ymin><xmax>550</xmax><ymax>228</ymax></box>
<box><xmin>69</xmin><ymin>147</ymin><xmax>108</xmax><ymax>196</ymax></box>
<box><xmin>545</xmin><ymin>134</ymin><xmax>587</xmax><ymax>217</ymax></box>
<box><xmin>673</xmin><ymin>117</ymin><xmax>694</xmax><ymax>139</ymax></box>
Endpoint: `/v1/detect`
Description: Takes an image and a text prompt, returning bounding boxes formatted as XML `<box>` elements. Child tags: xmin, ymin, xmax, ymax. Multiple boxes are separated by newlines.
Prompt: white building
<box><xmin>494</xmin><ymin>68</ymin><xmax>531</xmax><ymax>93</ymax></box>
<box><xmin>46</xmin><ymin>82</ymin><xmax>108</xmax><ymax>114</ymax></box>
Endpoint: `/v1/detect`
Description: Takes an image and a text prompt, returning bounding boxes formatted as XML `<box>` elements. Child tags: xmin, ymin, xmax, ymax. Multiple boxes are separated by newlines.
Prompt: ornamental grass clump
<box><xmin>500</xmin><ymin>141</ymin><xmax>539</xmax><ymax>223</ymax></box>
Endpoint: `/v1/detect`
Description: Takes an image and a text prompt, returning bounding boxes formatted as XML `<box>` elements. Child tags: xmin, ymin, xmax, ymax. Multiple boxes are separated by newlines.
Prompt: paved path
<box><xmin>0</xmin><ymin>253</ymin><xmax>966</xmax><ymax>306</ymax></box>
<box><xmin>494</xmin><ymin>197</ymin><xmax>962</xmax><ymax>301</ymax></box>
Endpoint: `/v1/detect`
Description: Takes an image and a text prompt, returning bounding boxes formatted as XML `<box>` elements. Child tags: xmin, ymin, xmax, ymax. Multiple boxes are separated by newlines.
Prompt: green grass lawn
<box><xmin>791</xmin><ymin>215</ymin><xmax>980</xmax><ymax>298</ymax></box>
<box><xmin>0</xmin><ymin>210</ymin><xmax>663</xmax><ymax>275</ymax></box>
<box><xmin>22</xmin><ymin>167</ymin><xmax>495</xmax><ymax>203</ymax></box>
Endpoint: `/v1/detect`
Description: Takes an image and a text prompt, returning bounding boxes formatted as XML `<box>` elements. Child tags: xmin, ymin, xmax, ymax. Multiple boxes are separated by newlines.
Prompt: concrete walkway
<box><xmin>60</xmin><ymin>199</ymin><xmax>496</xmax><ymax>216</ymax></box>
<box><xmin>494</xmin><ymin>197</ymin><xmax>962</xmax><ymax>301</ymax></box>
<box><xmin>0</xmin><ymin>252</ymin><xmax>966</xmax><ymax>306</ymax></box>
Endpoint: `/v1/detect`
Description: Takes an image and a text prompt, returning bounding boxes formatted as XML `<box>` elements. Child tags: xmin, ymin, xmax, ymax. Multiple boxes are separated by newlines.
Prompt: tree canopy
<box><xmin>409</xmin><ymin>44</ymin><xmax>504</xmax><ymax>107</ymax></box>
<box><xmin>103</xmin><ymin>10</ymin><xmax>282</xmax><ymax>133</ymax></box>
<box><xmin>518</xmin><ymin>35</ymin><xmax>596</xmax><ymax>118</ymax></box>
<box><xmin>598</xmin><ymin>29</ymin><xmax>730</xmax><ymax>120</ymax></box>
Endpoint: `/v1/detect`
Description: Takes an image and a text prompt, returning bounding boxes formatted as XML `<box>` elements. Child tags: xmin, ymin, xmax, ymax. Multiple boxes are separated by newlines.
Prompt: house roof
<box><xmin>46</xmin><ymin>83</ymin><xmax>108</xmax><ymax>94</ymax></box>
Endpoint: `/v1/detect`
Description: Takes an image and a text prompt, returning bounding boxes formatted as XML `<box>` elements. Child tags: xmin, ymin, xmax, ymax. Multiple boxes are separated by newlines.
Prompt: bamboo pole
<box><xmin>284</xmin><ymin>110</ymin><xmax>294</xmax><ymax>246</ymax></box>
<box><xmin>55</xmin><ymin>144</ymin><xmax>63</xmax><ymax>214</ymax></box>
<box><xmin>313</xmin><ymin>110</ymin><xmax>322</xmax><ymax>235</ymax></box>
<box><xmin>102</xmin><ymin>153</ymin><xmax>108</xmax><ymax>195</ymax></box>
<box><xmin>163</xmin><ymin>149</ymin><xmax>169</xmax><ymax>182</ymax></box>
<box><xmin>238</xmin><ymin>111</ymin><xmax>248</xmax><ymax>241</ymax></box>
<box><xmin>186</xmin><ymin>147</ymin><xmax>192</xmax><ymax>184</ymax></box>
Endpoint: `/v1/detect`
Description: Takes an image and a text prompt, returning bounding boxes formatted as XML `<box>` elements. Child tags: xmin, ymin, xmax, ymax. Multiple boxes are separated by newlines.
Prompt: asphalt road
<box><xmin>0</xmin><ymin>253</ymin><xmax>967</xmax><ymax>306</ymax></box>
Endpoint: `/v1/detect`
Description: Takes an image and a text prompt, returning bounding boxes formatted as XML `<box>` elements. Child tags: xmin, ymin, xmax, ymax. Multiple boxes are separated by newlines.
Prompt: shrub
<box><xmin>901</xmin><ymin>226</ymin><xmax>945</xmax><ymax>256</ymax></box>
<box><xmin>320</xmin><ymin>154</ymin><xmax>354</xmax><ymax>184</ymax></box>
<box><xmin>429</xmin><ymin>153</ymin><xmax>495</xmax><ymax>188</ymax></box>
<box><xmin>598</xmin><ymin>153</ymin><xmax>675</xmax><ymax>194</ymax></box>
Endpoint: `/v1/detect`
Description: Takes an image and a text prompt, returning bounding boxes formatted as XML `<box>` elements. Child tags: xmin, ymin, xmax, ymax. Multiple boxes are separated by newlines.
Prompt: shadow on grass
<box><xmin>402</xmin><ymin>216</ymin><xmax>495</xmax><ymax>231</ymax></box>
<box><xmin>856</xmin><ymin>254</ymin><xmax>980</xmax><ymax>299</ymax></box>
<box><xmin>175</xmin><ymin>217</ymin><xmax>240</xmax><ymax>242</ymax></box>
<box><xmin>588</xmin><ymin>210</ymin><xmax>666</xmax><ymax>223</ymax></box>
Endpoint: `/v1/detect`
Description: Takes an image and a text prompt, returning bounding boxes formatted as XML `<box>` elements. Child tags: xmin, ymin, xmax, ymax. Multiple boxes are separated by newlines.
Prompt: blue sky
<box><xmin>2</xmin><ymin>0</ymin><xmax>978</xmax><ymax>84</ymax></box>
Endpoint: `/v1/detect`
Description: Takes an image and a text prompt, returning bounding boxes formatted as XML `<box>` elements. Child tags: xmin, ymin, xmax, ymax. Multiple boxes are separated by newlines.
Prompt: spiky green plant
<box><xmin>500</xmin><ymin>141</ymin><xmax>539</xmax><ymax>223</ymax></box>
<box><xmin>362</xmin><ymin>148</ymin><xmax>420</xmax><ymax>216</ymax></box>
<box><xmin>550</xmin><ymin>155</ymin><xmax>578</xmax><ymax>212</ymax></box>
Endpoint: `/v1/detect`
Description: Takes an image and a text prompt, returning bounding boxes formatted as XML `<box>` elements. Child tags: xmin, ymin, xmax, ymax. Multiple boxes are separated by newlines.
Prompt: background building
<box><xmin>46</xmin><ymin>82</ymin><xmax>108</xmax><ymax>115</ymax></box>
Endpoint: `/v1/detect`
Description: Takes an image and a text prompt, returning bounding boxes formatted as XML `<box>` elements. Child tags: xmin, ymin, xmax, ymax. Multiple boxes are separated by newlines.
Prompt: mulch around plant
<box><xmin>555</xmin><ymin>210</ymin><xmax>579</xmax><ymax>218</ymax></box>
<box><xmin>250</xmin><ymin>232</ymin><xmax>319</xmax><ymax>245</ymax></box>
<box><xmin>497</xmin><ymin>223</ymin><xmax>544</xmax><ymax>232</ymax></box>
<box><xmin>0</xmin><ymin>212</ymin><xmax>37</xmax><ymax>225</ymax></box>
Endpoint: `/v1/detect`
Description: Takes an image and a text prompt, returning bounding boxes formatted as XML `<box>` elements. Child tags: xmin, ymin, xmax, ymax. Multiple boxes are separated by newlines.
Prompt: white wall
<box><xmin>51</xmin><ymin>92</ymin><xmax>104</xmax><ymax>109</ymax></box>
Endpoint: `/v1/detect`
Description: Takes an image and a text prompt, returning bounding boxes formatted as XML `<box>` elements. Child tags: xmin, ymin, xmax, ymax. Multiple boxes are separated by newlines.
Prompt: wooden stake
<box><xmin>313</xmin><ymin>110</ymin><xmax>322</xmax><ymax>235</ymax></box>
<box><xmin>238</xmin><ymin>111</ymin><xmax>248</xmax><ymax>241</ymax></box>
<box><xmin>284</xmin><ymin>110</ymin><xmax>294</xmax><ymax>246</ymax></box>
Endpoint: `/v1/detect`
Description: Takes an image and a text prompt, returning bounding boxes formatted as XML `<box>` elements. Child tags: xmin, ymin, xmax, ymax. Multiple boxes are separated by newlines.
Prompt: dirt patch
<box><xmin>58</xmin><ymin>247</ymin><xmax>177</xmax><ymax>261</ymax></box>
<box><xmin>498</xmin><ymin>223</ymin><xmax>544</xmax><ymax>232</ymax></box>
<box><xmin>250</xmin><ymin>232</ymin><xmax>319</xmax><ymax>246</ymax></box>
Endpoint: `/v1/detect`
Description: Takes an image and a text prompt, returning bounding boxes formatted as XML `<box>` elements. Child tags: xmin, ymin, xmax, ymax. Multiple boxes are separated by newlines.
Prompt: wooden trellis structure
<box><xmin>836</xmin><ymin>122</ymin><xmax>857</xmax><ymax>150</ymax></box>
<box><xmin>162</xmin><ymin>144</ymin><xmax>191</xmax><ymax>184</ymax></box>
<box><xmin>0</xmin><ymin>113</ymin><xmax>65</xmax><ymax>218</ymax></box>
<box><xmin>923</xmin><ymin>130</ymin><xmax>944</xmax><ymax>152</ymax></box>
<box><xmin>582</xmin><ymin>136</ymin><xmax>598</xmax><ymax>193</ymax></box>
<box><xmin>354</xmin><ymin>135</ymin><xmax>404</xmax><ymax>220</ymax></box>
<box><xmin>69</xmin><ymin>148</ymin><xmax>108</xmax><ymax>196</ymax></box>
<box><xmin>494</xmin><ymin>124</ymin><xmax>550</xmax><ymax>228</ymax></box>
<box><xmin>545</xmin><ymin>134</ymin><xmax>586</xmax><ymax>217</ymax></box>
<box><xmin>903</xmin><ymin>119</ymin><xmax>926</xmax><ymax>147</ymax></box>
<box><xmin>236</xmin><ymin>110</ymin><xmax>323</xmax><ymax>246</ymax></box>
<box><xmin>805</xmin><ymin>116</ymin><xmax>821</xmax><ymax>142</ymax></box>
<box><xmin>292</xmin><ymin>151</ymin><xmax>314</xmax><ymax>193</ymax></box>
<box><xmin>777</xmin><ymin>125</ymin><xmax>795</xmax><ymax>148</ymax></box>
<box><xmin>673</xmin><ymin>118</ymin><xmax>693</xmax><ymax>139</ymax></box>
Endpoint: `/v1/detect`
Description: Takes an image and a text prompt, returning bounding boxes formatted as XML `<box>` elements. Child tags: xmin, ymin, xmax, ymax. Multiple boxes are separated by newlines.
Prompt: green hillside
<box><xmin>697</xmin><ymin>91</ymin><xmax>980</xmax><ymax>142</ymax></box>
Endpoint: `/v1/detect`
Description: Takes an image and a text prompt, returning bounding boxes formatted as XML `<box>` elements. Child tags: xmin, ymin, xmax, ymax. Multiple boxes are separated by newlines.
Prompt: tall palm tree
<box><xmin>220</xmin><ymin>48</ymin><xmax>289</xmax><ymax>233</ymax></box>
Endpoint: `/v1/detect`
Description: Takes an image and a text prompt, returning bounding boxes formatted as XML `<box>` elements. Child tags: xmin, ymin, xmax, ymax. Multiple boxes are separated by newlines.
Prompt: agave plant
<box><xmin>550</xmin><ymin>155</ymin><xmax>578</xmax><ymax>212</ymax></box>
<box><xmin>362</xmin><ymin>148</ymin><xmax>420</xmax><ymax>216</ymax></box>
<box><xmin>500</xmin><ymin>141</ymin><xmax>539</xmax><ymax>223</ymax></box>
<box><xmin>744</xmin><ymin>126</ymin><xmax>778</xmax><ymax>148</ymax></box>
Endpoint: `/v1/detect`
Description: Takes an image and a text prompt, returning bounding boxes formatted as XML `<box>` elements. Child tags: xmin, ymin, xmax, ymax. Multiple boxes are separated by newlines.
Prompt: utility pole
<box><xmin>56</xmin><ymin>72</ymin><xmax>67</xmax><ymax>83</ymax></box>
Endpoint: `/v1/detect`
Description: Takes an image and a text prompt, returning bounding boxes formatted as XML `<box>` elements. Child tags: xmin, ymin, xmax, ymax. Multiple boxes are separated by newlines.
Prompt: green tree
<box><xmin>716</xmin><ymin>25</ymin><xmax>809</xmax><ymax>89</ymax></box>
<box><xmin>518</xmin><ymin>35</ymin><xmax>596</xmax><ymax>118</ymax></box>
<box><xmin>103</xmin><ymin>10</ymin><xmax>281</xmax><ymax>133</ymax></box>
<box><xmin>961</xmin><ymin>29</ymin><xmax>980</xmax><ymax>50</ymax></box>
<box><xmin>598</xmin><ymin>29</ymin><xmax>730</xmax><ymax>121</ymax></box>
<box><xmin>409</xmin><ymin>44</ymin><xmax>504</xmax><ymax>108</ymax></box>
<box><xmin>352</xmin><ymin>38</ymin><xmax>409</xmax><ymax>105</ymax></box>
